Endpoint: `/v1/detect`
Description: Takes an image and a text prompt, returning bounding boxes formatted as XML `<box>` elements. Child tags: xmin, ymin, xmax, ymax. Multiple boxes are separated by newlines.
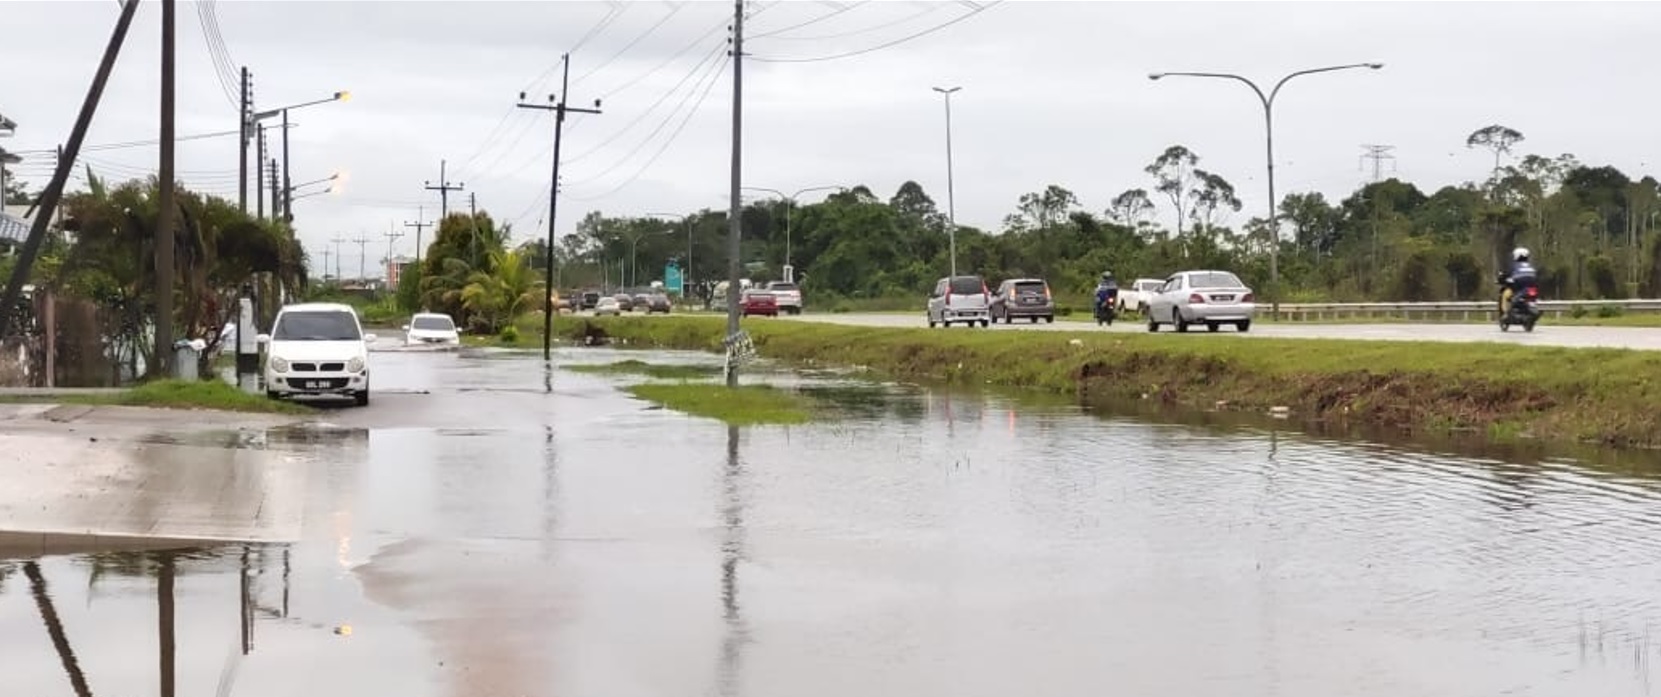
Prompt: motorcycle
<box><xmin>1497</xmin><ymin>273</ymin><xmax>1541</xmax><ymax>332</ymax></box>
<box><xmin>1095</xmin><ymin>289</ymin><xmax>1118</xmax><ymax>326</ymax></box>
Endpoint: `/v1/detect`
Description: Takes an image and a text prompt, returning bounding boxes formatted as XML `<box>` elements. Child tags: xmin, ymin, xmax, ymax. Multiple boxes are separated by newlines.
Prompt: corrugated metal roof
<box><xmin>0</xmin><ymin>212</ymin><xmax>30</xmax><ymax>242</ymax></box>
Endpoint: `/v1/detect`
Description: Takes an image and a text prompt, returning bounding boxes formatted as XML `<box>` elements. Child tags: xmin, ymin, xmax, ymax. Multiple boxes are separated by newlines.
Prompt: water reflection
<box><xmin>716</xmin><ymin>425</ymin><xmax>749</xmax><ymax>697</ymax></box>
<box><xmin>26</xmin><ymin>561</ymin><xmax>93</xmax><ymax>697</ymax></box>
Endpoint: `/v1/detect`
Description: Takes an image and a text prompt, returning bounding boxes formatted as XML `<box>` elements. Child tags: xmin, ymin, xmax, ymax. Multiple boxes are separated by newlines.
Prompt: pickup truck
<box><xmin>1117</xmin><ymin>278</ymin><xmax>1167</xmax><ymax>314</ymax></box>
<box><xmin>765</xmin><ymin>281</ymin><xmax>803</xmax><ymax>315</ymax></box>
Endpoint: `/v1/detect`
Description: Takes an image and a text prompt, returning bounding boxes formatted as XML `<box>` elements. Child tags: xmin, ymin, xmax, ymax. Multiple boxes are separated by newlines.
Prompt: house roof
<box><xmin>0</xmin><ymin>111</ymin><xmax>14</xmax><ymax>134</ymax></box>
<box><xmin>0</xmin><ymin>211</ymin><xmax>30</xmax><ymax>242</ymax></box>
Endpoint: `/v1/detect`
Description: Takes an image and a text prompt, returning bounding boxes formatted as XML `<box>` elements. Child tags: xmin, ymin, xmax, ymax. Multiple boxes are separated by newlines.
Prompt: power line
<box><xmin>1360</xmin><ymin>144</ymin><xmax>1397</xmax><ymax>182</ymax></box>
<box><xmin>192</xmin><ymin>0</ymin><xmax>239</xmax><ymax>106</ymax></box>
<box><xmin>525</xmin><ymin>3</ymin><xmax>629</xmax><ymax>93</ymax></box>
<box><xmin>565</xmin><ymin>53</ymin><xmax>730</xmax><ymax>202</ymax></box>
<box><xmin>564</xmin><ymin>43</ymin><xmax>727</xmax><ymax>165</ymax></box>
<box><xmin>749</xmin><ymin>0</ymin><xmax>870</xmax><ymax>39</ymax></box>
<box><xmin>570</xmin><ymin>2</ymin><xmax>689</xmax><ymax>87</ymax></box>
<box><xmin>597</xmin><ymin>13</ymin><xmax>733</xmax><ymax>101</ymax></box>
<box><xmin>748</xmin><ymin>1</ymin><xmax>1000</xmax><ymax>63</ymax></box>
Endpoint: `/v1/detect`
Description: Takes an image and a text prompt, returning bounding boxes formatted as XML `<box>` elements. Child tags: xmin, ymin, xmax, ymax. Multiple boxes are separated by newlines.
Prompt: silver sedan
<box><xmin>1145</xmin><ymin>270</ymin><xmax>1256</xmax><ymax>333</ymax></box>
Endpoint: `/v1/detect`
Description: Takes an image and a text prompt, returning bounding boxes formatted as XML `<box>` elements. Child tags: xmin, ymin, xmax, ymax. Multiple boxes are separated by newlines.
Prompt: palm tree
<box><xmin>460</xmin><ymin>247</ymin><xmax>544</xmax><ymax>333</ymax></box>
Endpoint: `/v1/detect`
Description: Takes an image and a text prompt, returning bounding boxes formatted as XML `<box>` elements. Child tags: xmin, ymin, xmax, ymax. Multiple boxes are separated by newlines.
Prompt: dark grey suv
<box><xmin>990</xmin><ymin>278</ymin><xmax>1055</xmax><ymax>324</ymax></box>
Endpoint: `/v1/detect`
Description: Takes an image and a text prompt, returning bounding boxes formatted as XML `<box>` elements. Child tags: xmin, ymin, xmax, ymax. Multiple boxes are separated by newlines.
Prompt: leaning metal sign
<box><xmin>722</xmin><ymin>329</ymin><xmax>757</xmax><ymax>379</ymax></box>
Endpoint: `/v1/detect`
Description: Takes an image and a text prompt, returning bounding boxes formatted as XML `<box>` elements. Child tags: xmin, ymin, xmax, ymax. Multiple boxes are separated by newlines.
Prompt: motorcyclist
<box><xmin>1094</xmin><ymin>271</ymin><xmax>1119</xmax><ymax>318</ymax></box>
<box><xmin>1500</xmin><ymin>246</ymin><xmax>1539</xmax><ymax>313</ymax></box>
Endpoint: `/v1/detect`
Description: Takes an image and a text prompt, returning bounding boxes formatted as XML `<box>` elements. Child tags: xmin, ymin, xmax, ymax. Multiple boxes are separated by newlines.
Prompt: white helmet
<box><xmin>1513</xmin><ymin>246</ymin><xmax>1530</xmax><ymax>262</ymax></box>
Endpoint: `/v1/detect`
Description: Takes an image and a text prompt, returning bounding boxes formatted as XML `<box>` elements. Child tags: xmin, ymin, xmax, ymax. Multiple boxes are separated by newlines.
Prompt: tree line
<box><xmin>545</xmin><ymin>124</ymin><xmax>1661</xmax><ymax>306</ymax></box>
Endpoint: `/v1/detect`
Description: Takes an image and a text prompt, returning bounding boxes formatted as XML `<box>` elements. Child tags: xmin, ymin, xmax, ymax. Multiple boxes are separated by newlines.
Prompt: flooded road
<box><xmin>5</xmin><ymin>344</ymin><xmax>1661</xmax><ymax>696</ymax></box>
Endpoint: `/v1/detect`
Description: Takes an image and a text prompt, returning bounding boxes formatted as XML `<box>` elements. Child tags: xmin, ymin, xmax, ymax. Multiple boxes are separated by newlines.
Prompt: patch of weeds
<box><xmin>625</xmin><ymin>382</ymin><xmax>812</xmax><ymax>425</ymax></box>
<box><xmin>0</xmin><ymin>379</ymin><xmax>313</xmax><ymax>414</ymax></box>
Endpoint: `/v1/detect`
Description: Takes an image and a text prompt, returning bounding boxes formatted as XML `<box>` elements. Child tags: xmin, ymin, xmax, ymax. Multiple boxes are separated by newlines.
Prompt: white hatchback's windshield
<box><xmin>273</xmin><ymin>311</ymin><xmax>361</xmax><ymax>341</ymax></box>
<box><xmin>411</xmin><ymin>315</ymin><xmax>455</xmax><ymax>331</ymax></box>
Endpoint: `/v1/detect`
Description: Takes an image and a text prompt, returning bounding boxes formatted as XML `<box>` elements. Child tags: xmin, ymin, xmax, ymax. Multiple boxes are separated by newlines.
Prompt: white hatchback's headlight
<box><xmin>347</xmin><ymin>356</ymin><xmax>365</xmax><ymax>373</ymax></box>
<box><xmin>270</xmin><ymin>356</ymin><xmax>289</xmax><ymax>373</ymax></box>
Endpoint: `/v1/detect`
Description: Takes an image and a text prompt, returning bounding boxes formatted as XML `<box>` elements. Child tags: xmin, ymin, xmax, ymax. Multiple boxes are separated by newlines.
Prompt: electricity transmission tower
<box><xmin>1360</xmin><ymin>144</ymin><xmax>1396</xmax><ymax>182</ymax></box>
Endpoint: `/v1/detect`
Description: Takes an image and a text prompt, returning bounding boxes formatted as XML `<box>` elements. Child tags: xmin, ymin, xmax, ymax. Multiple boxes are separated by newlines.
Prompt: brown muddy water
<box><xmin>4</xmin><ymin>345</ymin><xmax>1661</xmax><ymax>697</ymax></box>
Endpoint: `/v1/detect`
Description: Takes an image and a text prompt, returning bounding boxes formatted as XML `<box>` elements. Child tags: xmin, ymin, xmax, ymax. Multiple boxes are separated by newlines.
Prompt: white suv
<box><xmin>258</xmin><ymin>302</ymin><xmax>375</xmax><ymax>406</ymax></box>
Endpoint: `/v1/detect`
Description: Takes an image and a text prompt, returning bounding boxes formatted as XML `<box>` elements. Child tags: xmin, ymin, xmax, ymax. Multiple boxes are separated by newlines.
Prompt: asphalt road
<box><xmin>780</xmin><ymin>311</ymin><xmax>1661</xmax><ymax>350</ymax></box>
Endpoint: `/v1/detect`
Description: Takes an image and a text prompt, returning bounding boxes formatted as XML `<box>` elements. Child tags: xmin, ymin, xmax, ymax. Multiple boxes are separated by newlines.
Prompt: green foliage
<box><xmin>460</xmin><ymin>246</ymin><xmax>544</xmax><ymax>333</ymax></box>
<box><xmin>624</xmin><ymin>382</ymin><xmax>813</xmax><ymax>426</ymax></box>
<box><xmin>498</xmin><ymin>324</ymin><xmax>520</xmax><ymax>344</ymax></box>
<box><xmin>396</xmin><ymin>263</ymin><xmax>423</xmax><ymax>311</ymax></box>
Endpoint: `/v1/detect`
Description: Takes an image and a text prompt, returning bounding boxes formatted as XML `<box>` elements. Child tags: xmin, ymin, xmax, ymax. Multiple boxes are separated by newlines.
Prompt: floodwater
<box><xmin>5</xmin><ymin>343</ymin><xmax>1661</xmax><ymax>697</ymax></box>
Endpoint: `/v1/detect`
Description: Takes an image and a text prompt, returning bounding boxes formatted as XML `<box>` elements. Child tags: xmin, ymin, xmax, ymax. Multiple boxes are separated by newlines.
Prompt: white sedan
<box><xmin>403</xmin><ymin>312</ymin><xmax>461</xmax><ymax>346</ymax></box>
<box><xmin>1146</xmin><ymin>269</ymin><xmax>1257</xmax><ymax>333</ymax></box>
<box><xmin>594</xmin><ymin>297</ymin><xmax>622</xmax><ymax>316</ymax></box>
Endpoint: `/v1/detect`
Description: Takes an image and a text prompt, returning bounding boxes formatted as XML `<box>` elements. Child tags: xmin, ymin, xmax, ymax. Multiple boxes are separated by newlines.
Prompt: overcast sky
<box><xmin>6</xmin><ymin>0</ymin><xmax>1661</xmax><ymax>275</ymax></box>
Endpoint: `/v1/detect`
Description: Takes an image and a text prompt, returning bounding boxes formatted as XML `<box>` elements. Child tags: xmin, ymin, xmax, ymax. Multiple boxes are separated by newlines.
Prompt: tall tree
<box><xmin>1106</xmin><ymin>188</ymin><xmax>1156</xmax><ymax>230</ymax></box>
<box><xmin>1466</xmin><ymin>124</ymin><xmax>1525</xmax><ymax>178</ymax></box>
<box><xmin>1145</xmin><ymin>145</ymin><xmax>1200</xmax><ymax>236</ymax></box>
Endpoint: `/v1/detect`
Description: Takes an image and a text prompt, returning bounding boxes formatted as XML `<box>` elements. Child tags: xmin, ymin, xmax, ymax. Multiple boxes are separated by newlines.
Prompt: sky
<box><xmin>5</xmin><ymin>0</ymin><xmax>1661</xmax><ymax>278</ymax></box>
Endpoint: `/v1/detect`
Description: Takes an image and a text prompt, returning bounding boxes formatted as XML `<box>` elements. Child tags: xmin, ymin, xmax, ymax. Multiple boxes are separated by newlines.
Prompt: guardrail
<box><xmin>1274</xmin><ymin>299</ymin><xmax>1661</xmax><ymax>321</ymax></box>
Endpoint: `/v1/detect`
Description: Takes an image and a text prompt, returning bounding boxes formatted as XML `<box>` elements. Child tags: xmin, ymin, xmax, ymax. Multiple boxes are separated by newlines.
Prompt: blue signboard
<box><xmin>664</xmin><ymin>264</ymin><xmax>684</xmax><ymax>295</ymax></box>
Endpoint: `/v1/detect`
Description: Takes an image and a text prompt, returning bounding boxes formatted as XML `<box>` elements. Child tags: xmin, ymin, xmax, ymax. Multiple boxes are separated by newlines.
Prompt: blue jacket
<box><xmin>1508</xmin><ymin>261</ymin><xmax>1538</xmax><ymax>290</ymax></box>
<box><xmin>1094</xmin><ymin>282</ymin><xmax>1118</xmax><ymax>307</ymax></box>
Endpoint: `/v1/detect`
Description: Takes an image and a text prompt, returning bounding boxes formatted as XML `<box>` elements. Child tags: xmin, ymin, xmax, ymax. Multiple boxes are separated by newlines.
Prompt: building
<box><xmin>385</xmin><ymin>255</ymin><xmax>415</xmax><ymax>289</ymax></box>
<box><xmin>0</xmin><ymin>111</ymin><xmax>24</xmax><ymax>246</ymax></box>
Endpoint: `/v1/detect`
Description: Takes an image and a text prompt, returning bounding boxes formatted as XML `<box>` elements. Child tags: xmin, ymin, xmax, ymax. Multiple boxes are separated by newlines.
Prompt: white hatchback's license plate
<box><xmin>304</xmin><ymin>380</ymin><xmax>329</xmax><ymax>389</ymax></box>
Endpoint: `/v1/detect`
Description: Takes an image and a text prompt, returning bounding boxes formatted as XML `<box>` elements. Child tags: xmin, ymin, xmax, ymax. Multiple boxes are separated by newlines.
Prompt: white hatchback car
<box><xmin>403</xmin><ymin>312</ymin><xmax>460</xmax><ymax>346</ymax></box>
<box><xmin>258</xmin><ymin>302</ymin><xmax>375</xmax><ymax>406</ymax></box>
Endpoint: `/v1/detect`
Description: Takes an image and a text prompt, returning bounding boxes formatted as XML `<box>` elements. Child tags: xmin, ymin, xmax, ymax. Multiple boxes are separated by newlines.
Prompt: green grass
<box><xmin>566</xmin><ymin>359</ymin><xmax>722</xmax><ymax>380</ymax></box>
<box><xmin>0</xmin><ymin>379</ymin><xmax>310</xmax><ymax>414</ymax></box>
<box><xmin>545</xmin><ymin>314</ymin><xmax>1661</xmax><ymax>448</ymax></box>
<box><xmin>624</xmin><ymin>382</ymin><xmax>812</xmax><ymax>425</ymax></box>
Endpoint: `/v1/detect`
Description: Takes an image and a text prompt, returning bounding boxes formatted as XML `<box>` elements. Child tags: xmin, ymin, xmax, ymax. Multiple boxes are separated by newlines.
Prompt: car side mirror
<box><xmin>255</xmin><ymin>334</ymin><xmax>270</xmax><ymax>344</ymax></box>
<box><xmin>363</xmin><ymin>333</ymin><xmax>378</xmax><ymax>343</ymax></box>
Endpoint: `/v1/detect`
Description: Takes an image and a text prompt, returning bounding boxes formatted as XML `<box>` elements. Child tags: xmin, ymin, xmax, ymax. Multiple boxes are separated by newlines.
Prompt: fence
<box><xmin>1272</xmin><ymin>299</ymin><xmax>1661</xmax><ymax>322</ymax></box>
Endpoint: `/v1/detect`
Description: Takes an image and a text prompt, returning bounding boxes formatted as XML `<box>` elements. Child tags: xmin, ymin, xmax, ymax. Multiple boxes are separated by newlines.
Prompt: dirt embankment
<box><xmin>555</xmin><ymin>316</ymin><xmax>1661</xmax><ymax>448</ymax></box>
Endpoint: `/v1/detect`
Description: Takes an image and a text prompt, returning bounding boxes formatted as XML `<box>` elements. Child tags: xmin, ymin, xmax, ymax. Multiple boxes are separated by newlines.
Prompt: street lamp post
<box><xmin>1148</xmin><ymin>63</ymin><xmax>1382</xmax><ymax>318</ymax></box>
<box><xmin>740</xmin><ymin>185</ymin><xmax>844</xmax><ymax>283</ymax></box>
<box><xmin>249</xmin><ymin>91</ymin><xmax>348</xmax><ymax>224</ymax></box>
<box><xmin>649</xmin><ymin>212</ymin><xmax>695</xmax><ymax>297</ymax></box>
<box><xmin>932</xmin><ymin>86</ymin><xmax>961</xmax><ymax>279</ymax></box>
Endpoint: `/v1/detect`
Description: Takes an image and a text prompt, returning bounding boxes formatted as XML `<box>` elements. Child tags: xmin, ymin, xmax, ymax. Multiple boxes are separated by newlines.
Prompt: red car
<box><xmin>741</xmin><ymin>290</ymin><xmax>778</xmax><ymax>317</ymax></box>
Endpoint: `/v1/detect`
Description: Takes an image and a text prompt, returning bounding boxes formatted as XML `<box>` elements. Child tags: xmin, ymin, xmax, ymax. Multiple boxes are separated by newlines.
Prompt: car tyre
<box><xmin>1237</xmin><ymin>320</ymin><xmax>1251</xmax><ymax>333</ymax></box>
<box><xmin>1174</xmin><ymin>309</ymin><xmax>1189</xmax><ymax>333</ymax></box>
<box><xmin>266</xmin><ymin>390</ymin><xmax>281</xmax><ymax>401</ymax></box>
<box><xmin>1045</xmin><ymin>316</ymin><xmax>1054</xmax><ymax>324</ymax></box>
<box><xmin>1207</xmin><ymin>322</ymin><xmax>1220</xmax><ymax>333</ymax></box>
<box><xmin>980</xmin><ymin>319</ymin><xmax>990</xmax><ymax>328</ymax></box>
<box><xmin>1147</xmin><ymin>314</ymin><xmax>1159</xmax><ymax>332</ymax></box>
<box><xmin>354</xmin><ymin>389</ymin><xmax>369</xmax><ymax>407</ymax></box>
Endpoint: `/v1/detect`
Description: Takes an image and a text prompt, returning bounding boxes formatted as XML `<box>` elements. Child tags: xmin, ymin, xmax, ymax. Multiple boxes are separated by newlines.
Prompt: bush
<box><xmin>498</xmin><ymin>324</ymin><xmax>520</xmax><ymax>344</ymax></box>
<box><xmin>1597</xmin><ymin>304</ymin><xmax>1625</xmax><ymax>318</ymax></box>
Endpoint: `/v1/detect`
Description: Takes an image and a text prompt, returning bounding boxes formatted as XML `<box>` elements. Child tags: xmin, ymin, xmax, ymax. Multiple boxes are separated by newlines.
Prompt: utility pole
<box><xmin>155</xmin><ymin>0</ymin><xmax>178</xmax><ymax>377</ymax></box>
<box><xmin>724</xmin><ymin>0</ymin><xmax>745</xmax><ymax>388</ymax></box>
<box><xmin>517</xmin><ymin>53</ymin><xmax>602</xmax><ymax>362</ymax></box>
<box><xmin>267</xmin><ymin>159</ymin><xmax>278</xmax><ymax>221</ymax></box>
<box><xmin>932</xmin><ymin>86</ymin><xmax>961</xmax><ymax>279</ymax></box>
<box><xmin>382</xmin><ymin>226</ymin><xmax>403</xmax><ymax>281</ymax></box>
<box><xmin>320</xmin><ymin>246</ymin><xmax>331</xmax><ymax>281</ymax></box>
<box><xmin>280</xmin><ymin>109</ymin><xmax>291</xmax><ymax>223</ymax></box>
<box><xmin>1360</xmin><ymin>144</ymin><xmax>1396</xmax><ymax>182</ymax></box>
<box><xmin>238</xmin><ymin>66</ymin><xmax>250</xmax><ymax>213</ymax></box>
<box><xmin>424</xmin><ymin>159</ymin><xmax>464</xmax><ymax>220</ymax></box>
<box><xmin>351</xmin><ymin>234</ymin><xmax>371</xmax><ymax>282</ymax></box>
<box><xmin>0</xmin><ymin>0</ymin><xmax>139</xmax><ymax>340</ymax></box>
<box><xmin>404</xmin><ymin>206</ymin><xmax>431</xmax><ymax>266</ymax></box>
<box><xmin>255</xmin><ymin>125</ymin><xmax>266</xmax><ymax>218</ymax></box>
<box><xmin>330</xmin><ymin>235</ymin><xmax>345</xmax><ymax>281</ymax></box>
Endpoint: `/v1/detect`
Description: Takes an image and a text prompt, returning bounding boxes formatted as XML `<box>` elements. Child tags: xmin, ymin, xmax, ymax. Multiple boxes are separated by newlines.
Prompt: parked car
<box><xmin>989</xmin><ymin>277</ymin><xmax>1054</xmax><ymax>324</ymax></box>
<box><xmin>579</xmin><ymin>290</ymin><xmax>601</xmax><ymax>310</ymax></box>
<box><xmin>926</xmin><ymin>275</ymin><xmax>991</xmax><ymax>328</ymax></box>
<box><xmin>643</xmin><ymin>293</ymin><xmax>672</xmax><ymax>314</ymax></box>
<box><xmin>765</xmin><ymin>281</ymin><xmax>803</xmax><ymax>314</ymax></box>
<box><xmin>1119</xmin><ymin>277</ymin><xmax>1167</xmax><ymax>314</ymax></box>
<box><xmin>612</xmin><ymin>293</ymin><xmax>634</xmax><ymax>312</ymax></box>
<box><xmin>1145</xmin><ymin>270</ymin><xmax>1256</xmax><ymax>333</ymax></box>
<box><xmin>402</xmin><ymin>312</ymin><xmax>460</xmax><ymax>346</ymax></box>
<box><xmin>741</xmin><ymin>289</ymin><xmax>779</xmax><ymax>317</ymax></box>
<box><xmin>257</xmin><ymin>302</ymin><xmax>375</xmax><ymax>406</ymax></box>
<box><xmin>594</xmin><ymin>296</ymin><xmax>622</xmax><ymax>316</ymax></box>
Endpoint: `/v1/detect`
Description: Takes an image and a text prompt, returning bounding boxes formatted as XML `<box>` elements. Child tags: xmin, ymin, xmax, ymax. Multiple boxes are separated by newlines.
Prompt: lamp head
<box><xmin>334</xmin><ymin>91</ymin><xmax>351</xmax><ymax>102</ymax></box>
<box><xmin>1365</xmin><ymin>63</ymin><xmax>1384</xmax><ymax>70</ymax></box>
<box><xmin>1147</xmin><ymin>73</ymin><xmax>1165</xmax><ymax>81</ymax></box>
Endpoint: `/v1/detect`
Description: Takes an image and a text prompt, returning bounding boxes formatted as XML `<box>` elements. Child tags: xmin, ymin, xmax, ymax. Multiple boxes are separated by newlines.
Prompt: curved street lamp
<box><xmin>740</xmin><ymin>184</ymin><xmax>845</xmax><ymax>283</ymax></box>
<box><xmin>249</xmin><ymin>91</ymin><xmax>348</xmax><ymax>223</ymax></box>
<box><xmin>1148</xmin><ymin>63</ymin><xmax>1383</xmax><ymax>317</ymax></box>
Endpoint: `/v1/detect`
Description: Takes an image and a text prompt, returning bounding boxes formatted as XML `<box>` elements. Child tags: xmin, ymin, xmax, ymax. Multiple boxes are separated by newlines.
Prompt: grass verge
<box><xmin>567</xmin><ymin>359</ymin><xmax>721</xmax><ymax>380</ymax></box>
<box><xmin>0</xmin><ymin>379</ymin><xmax>310</xmax><ymax>414</ymax></box>
<box><xmin>624</xmin><ymin>382</ymin><xmax>812</xmax><ymax>425</ymax></box>
<box><xmin>549</xmin><ymin>314</ymin><xmax>1661</xmax><ymax>448</ymax></box>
